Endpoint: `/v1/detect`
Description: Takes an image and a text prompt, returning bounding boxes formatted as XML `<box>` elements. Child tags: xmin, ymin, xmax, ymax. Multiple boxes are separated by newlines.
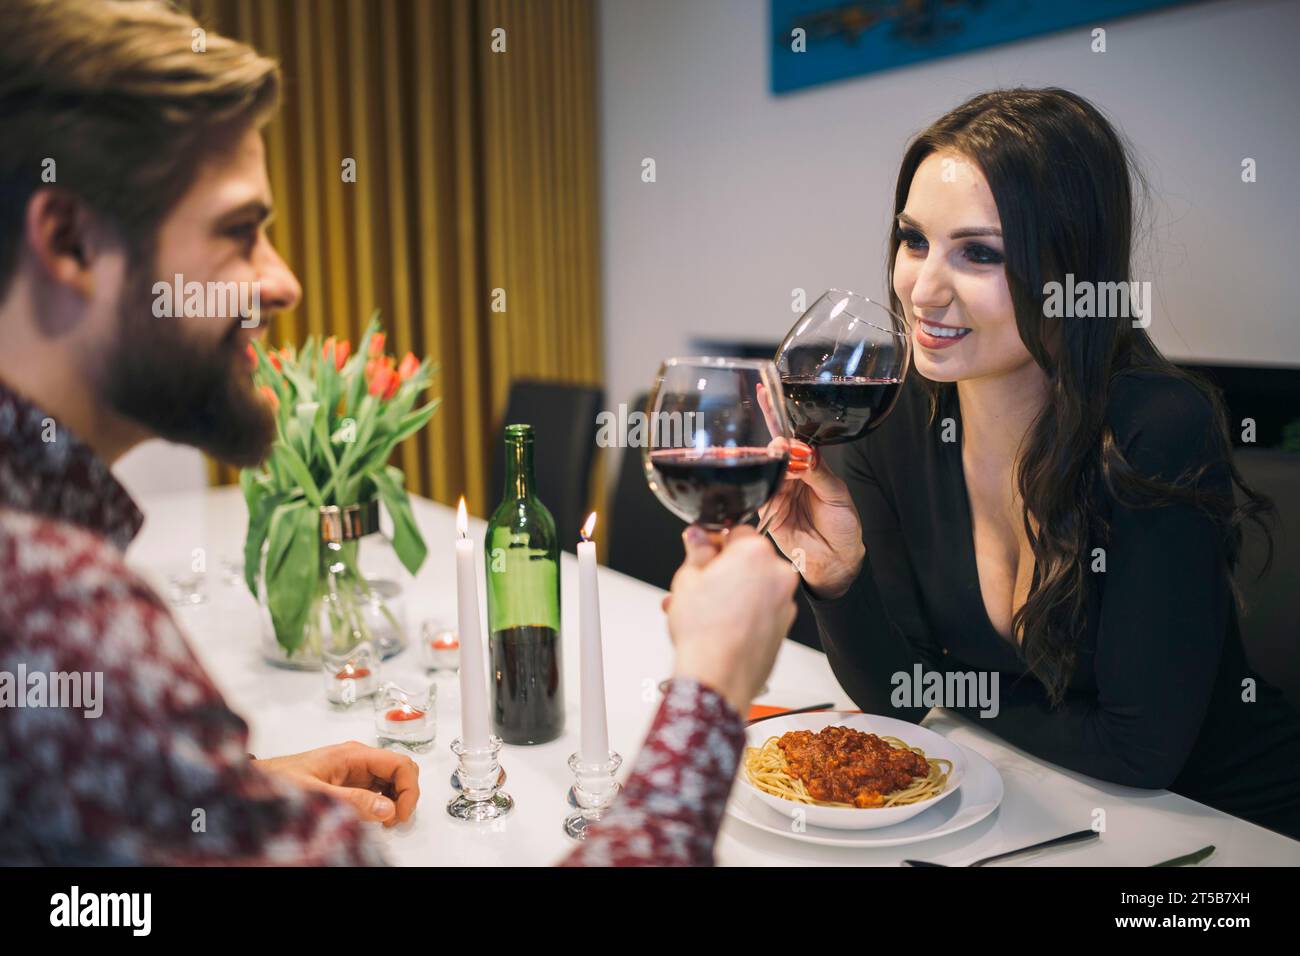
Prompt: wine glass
<box><xmin>643</xmin><ymin>357</ymin><xmax>792</xmax><ymax>531</ymax></box>
<box><xmin>774</xmin><ymin>289</ymin><xmax>910</xmax><ymax>446</ymax></box>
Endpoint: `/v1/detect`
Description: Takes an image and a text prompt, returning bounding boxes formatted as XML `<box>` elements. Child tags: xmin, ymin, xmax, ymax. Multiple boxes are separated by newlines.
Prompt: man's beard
<box><xmin>103</xmin><ymin>265</ymin><xmax>276</xmax><ymax>468</ymax></box>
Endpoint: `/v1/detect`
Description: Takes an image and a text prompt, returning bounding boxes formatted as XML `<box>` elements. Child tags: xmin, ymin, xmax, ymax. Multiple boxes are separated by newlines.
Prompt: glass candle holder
<box><xmin>564</xmin><ymin>751</ymin><xmax>623</xmax><ymax>840</ymax></box>
<box><xmin>420</xmin><ymin>621</ymin><xmax>461</xmax><ymax>672</ymax></box>
<box><xmin>447</xmin><ymin>735</ymin><xmax>513</xmax><ymax>822</ymax></box>
<box><xmin>373</xmin><ymin>681</ymin><xmax>437</xmax><ymax>752</ymax></box>
<box><xmin>323</xmin><ymin>640</ymin><xmax>380</xmax><ymax>709</ymax></box>
<box><xmin>165</xmin><ymin>564</ymin><xmax>208</xmax><ymax>607</ymax></box>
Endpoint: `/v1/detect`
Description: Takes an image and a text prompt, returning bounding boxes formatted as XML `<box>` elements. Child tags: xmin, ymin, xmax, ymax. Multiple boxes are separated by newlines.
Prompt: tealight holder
<box><xmin>323</xmin><ymin>640</ymin><xmax>380</xmax><ymax>709</ymax></box>
<box><xmin>563</xmin><ymin>751</ymin><xmax>623</xmax><ymax>840</ymax></box>
<box><xmin>373</xmin><ymin>681</ymin><xmax>437</xmax><ymax>752</ymax></box>
<box><xmin>447</xmin><ymin>735</ymin><xmax>513</xmax><ymax>822</ymax></box>
<box><xmin>420</xmin><ymin>621</ymin><xmax>461</xmax><ymax>672</ymax></box>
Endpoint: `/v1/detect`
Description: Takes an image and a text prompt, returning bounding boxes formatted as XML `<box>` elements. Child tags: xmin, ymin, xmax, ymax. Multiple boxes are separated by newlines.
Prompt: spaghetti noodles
<box><xmin>743</xmin><ymin>726</ymin><xmax>952</xmax><ymax>809</ymax></box>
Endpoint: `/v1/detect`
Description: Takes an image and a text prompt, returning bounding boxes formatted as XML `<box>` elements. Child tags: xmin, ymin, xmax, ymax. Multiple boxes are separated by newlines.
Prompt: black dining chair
<box><xmin>489</xmin><ymin>379</ymin><xmax>604</xmax><ymax>554</ymax></box>
<box><xmin>607</xmin><ymin>392</ymin><xmax>824</xmax><ymax>650</ymax></box>
<box><xmin>1234</xmin><ymin>448</ymin><xmax>1300</xmax><ymax>712</ymax></box>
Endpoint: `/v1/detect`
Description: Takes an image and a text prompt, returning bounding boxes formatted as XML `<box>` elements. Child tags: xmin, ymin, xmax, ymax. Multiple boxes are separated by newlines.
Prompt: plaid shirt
<box><xmin>0</xmin><ymin>380</ymin><xmax>744</xmax><ymax>866</ymax></box>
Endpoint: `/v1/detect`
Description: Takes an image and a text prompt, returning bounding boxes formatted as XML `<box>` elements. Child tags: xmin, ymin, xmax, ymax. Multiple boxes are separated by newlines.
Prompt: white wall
<box><xmin>597</xmin><ymin>0</ymin><xmax>1300</xmax><ymax>425</ymax></box>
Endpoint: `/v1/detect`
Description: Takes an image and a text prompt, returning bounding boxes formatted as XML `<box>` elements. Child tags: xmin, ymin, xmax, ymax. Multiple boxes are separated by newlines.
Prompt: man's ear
<box><xmin>24</xmin><ymin>188</ymin><xmax>99</xmax><ymax>299</ymax></box>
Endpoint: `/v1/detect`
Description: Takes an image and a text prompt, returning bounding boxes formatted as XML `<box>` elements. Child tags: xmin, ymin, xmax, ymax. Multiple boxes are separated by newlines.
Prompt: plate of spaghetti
<box><xmin>741</xmin><ymin>712</ymin><xmax>965</xmax><ymax>830</ymax></box>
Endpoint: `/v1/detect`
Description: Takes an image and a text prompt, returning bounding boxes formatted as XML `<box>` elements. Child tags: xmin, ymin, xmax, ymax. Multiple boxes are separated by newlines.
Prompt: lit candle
<box><xmin>420</xmin><ymin>621</ymin><xmax>461</xmax><ymax>672</ymax></box>
<box><xmin>455</xmin><ymin>497</ymin><xmax>491</xmax><ymax>749</ymax></box>
<box><xmin>374</xmin><ymin>681</ymin><xmax>437</xmax><ymax>752</ymax></box>
<box><xmin>577</xmin><ymin>512</ymin><xmax>610</xmax><ymax>763</ymax></box>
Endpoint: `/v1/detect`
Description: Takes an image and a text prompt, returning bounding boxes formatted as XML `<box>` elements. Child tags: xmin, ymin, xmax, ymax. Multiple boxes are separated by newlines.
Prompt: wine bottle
<box><xmin>484</xmin><ymin>423</ymin><xmax>565</xmax><ymax>744</ymax></box>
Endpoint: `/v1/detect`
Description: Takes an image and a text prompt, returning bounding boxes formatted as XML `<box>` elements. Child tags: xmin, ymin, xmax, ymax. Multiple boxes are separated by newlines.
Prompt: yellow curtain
<box><xmin>191</xmin><ymin>0</ymin><xmax>603</xmax><ymax>520</ymax></box>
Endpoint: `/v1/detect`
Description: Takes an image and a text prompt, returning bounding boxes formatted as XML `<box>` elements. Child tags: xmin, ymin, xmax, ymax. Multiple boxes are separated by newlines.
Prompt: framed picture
<box><xmin>771</xmin><ymin>0</ymin><xmax>1203</xmax><ymax>93</ymax></box>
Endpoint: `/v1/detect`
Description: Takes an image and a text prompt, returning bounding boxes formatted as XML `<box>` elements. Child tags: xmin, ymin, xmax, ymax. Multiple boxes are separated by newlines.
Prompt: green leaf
<box><xmin>333</xmin><ymin>396</ymin><xmax>379</xmax><ymax>490</ymax></box>
<box><xmin>390</xmin><ymin>398</ymin><xmax>441</xmax><ymax>445</ymax></box>
<box><xmin>274</xmin><ymin>442</ymin><xmax>323</xmax><ymax>507</ymax></box>
<box><xmin>280</xmin><ymin>361</ymin><xmax>317</xmax><ymax>403</ymax></box>
<box><xmin>265</xmin><ymin>500</ymin><xmax>320</xmax><ymax>655</ymax></box>
<box><xmin>243</xmin><ymin>488</ymin><xmax>285</xmax><ymax>597</ymax></box>
<box><xmin>371</xmin><ymin>466</ymin><xmax>427</xmax><ymax>576</ymax></box>
<box><xmin>312</xmin><ymin>400</ymin><xmax>339</xmax><ymax>474</ymax></box>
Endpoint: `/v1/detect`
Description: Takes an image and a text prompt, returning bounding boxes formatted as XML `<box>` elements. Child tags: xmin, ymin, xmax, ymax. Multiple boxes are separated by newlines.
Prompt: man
<box><xmin>0</xmin><ymin>0</ymin><xmax>800</xmax><ymax>865</ymax></box>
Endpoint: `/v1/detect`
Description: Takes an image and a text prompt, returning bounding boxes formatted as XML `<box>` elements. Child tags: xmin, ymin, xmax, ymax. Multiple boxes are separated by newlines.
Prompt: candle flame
<box><xmin>457</xmin><ymin>496</ymin><xmax>468</xmax><ymax>537</ymax></box>
<box><xmin>581</xmin><ymin>511</ymin><xmax>598</xmax><ymax>542</ymax></box>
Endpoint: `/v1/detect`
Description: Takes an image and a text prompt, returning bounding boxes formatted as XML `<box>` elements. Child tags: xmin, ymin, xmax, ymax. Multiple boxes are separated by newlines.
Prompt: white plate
<box><xmin>729</xmin><ymin>713</ymin><xmax>1003</xmax><ymax>846</ymax></box>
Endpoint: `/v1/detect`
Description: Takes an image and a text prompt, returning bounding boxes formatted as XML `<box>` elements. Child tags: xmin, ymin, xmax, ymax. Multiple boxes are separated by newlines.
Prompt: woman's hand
<box><xmin>760</xmin><ymin>439</ymin><xmax>866</xmax><ymax>599</ymax></box>
<box><xmin>254</xmin><ymin>741</ymin><xmax>420</xmax><ymax>827</ymax></box>
<box><xmin>666</xmin><ymin>525</ymin><xmax>799</xmax><ymax>716</ymax></box>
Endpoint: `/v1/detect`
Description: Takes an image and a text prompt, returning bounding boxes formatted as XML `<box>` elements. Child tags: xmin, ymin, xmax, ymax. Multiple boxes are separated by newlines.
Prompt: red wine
<box><xmin>491</xmin><ymin>624</ymin><xmax>564</xmax><ymax>745</ymax></box>
<box><xmin>781</xmin><ymin>376</ymin><xmax>902</xmax><ymax>445</ymax></box>
<box><xmin>647</xmin><ymin>447</ymin><xmax>788</xmax><ymax>529</ymax></box>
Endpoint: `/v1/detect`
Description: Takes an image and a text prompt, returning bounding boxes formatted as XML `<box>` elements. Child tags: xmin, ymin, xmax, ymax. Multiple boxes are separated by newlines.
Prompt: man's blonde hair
<box><xmin>0</xmin><ymin>0</ymin><xmax>281</xmax><ymax>291</ymax></box>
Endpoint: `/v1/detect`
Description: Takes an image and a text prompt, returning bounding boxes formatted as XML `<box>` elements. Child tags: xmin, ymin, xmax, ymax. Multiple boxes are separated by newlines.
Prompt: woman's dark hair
<box><xmin>886</xmin><ymin>87</ymin><xmax>1274</xmax><ymax>705</ymax></box>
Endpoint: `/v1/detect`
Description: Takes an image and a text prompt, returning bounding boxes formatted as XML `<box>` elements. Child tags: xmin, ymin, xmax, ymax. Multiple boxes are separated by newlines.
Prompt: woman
<box><xmin>764</xmin><ymin>88</ymin><xmax>1300</xmax><ymax>839</ymax></box>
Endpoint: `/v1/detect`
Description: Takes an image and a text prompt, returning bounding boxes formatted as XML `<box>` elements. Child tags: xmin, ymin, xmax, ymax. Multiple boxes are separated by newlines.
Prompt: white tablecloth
<box><xmin>126</xmin><ymin>486</ymin><xmax>1300</xmax><ymax>866</ymax></box>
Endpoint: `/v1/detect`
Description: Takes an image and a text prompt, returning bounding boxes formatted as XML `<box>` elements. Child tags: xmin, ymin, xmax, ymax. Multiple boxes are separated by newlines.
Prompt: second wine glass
<box><xmin>775</xmin><ymin>289</ymin><xmax>910</xmax><ymax>446</ymax></box>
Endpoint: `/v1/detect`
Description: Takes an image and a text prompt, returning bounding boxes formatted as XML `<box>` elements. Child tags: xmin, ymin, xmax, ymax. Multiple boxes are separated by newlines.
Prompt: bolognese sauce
<box><xmin>777</xmin><ymin>726</ymin><xmax>931</xmax><ymax>808</ymax></box>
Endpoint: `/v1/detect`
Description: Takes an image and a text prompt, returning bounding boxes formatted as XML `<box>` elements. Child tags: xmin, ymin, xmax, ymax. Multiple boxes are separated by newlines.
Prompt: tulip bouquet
<box><xmin>241</xmin><ymin>315</ymin><xmax>439</xmax><ymax>658</ymax></box>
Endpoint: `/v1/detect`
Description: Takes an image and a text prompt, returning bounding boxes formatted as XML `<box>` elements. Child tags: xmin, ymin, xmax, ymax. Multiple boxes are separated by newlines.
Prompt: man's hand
<box><xmin>254</xmin><ymin>741</ymin><xmax>420</xmax><ymax>827</ymax></box>
<box><xmin>666</xmin><ymin>525</ymin><xmax>799</xmax><ymax>716</ymax></box>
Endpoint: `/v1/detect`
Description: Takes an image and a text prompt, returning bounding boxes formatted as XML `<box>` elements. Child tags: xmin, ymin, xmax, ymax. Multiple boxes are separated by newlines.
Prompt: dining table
<box><xmin>125</xmin><ymin>485</ymin><xmax>1300</xmax><ymax>867</ymax></box>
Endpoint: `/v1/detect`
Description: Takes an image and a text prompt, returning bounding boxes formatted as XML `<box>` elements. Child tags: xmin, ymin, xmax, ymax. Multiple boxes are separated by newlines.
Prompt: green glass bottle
<box><xmin>484</xmin><ymin>424</ymin><xmax>564</xmax><ymax>744</ymax></box>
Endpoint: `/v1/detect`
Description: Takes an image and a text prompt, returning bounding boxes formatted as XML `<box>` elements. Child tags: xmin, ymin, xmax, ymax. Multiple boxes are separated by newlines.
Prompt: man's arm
<box><xmin>559</xmin><ymin>679</ymin><xmax>744</xmax><ymax>867</ymax></box>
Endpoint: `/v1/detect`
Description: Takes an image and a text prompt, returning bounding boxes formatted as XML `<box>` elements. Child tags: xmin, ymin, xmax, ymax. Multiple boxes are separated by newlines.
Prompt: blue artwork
<box><xmin>771</xmin><ymin>0</ymin><xmax>1202</xmax><ymax>94</ymax></box>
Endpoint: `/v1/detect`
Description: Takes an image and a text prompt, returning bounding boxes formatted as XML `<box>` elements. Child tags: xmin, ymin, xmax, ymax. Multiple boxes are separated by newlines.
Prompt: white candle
<box><xmin>455</xmin><ymin>497</ymin><xmax>491</xmax><ymax>750</ymax></box>
<box><xmin>577</xmin><ymin>512</ymin><xmax>610</xmax><ymax>763</ymax></box>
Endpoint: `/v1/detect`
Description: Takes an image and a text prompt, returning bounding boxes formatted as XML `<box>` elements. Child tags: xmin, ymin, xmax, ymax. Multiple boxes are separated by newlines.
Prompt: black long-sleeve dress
<box><xmin>804</xmin><ymin>368</ymin><xmax>1300</xmax><ymax>840</ymax></box>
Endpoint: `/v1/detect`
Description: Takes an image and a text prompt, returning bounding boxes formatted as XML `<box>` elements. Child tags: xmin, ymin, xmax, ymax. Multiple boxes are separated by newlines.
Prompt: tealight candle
<box><xmin>323</xmin><ymin>642</ymin><xmax>380</xmax><ymax>708</ymax></box>
<box><xmin>420</xmin><ymin>621</ymin><xmax>461</xmax><ymax>672</ymax></box>
<box><xmin>374</xmin><ymin>682</ymin><xmax>437</xmax><ymax>751</ymax></box>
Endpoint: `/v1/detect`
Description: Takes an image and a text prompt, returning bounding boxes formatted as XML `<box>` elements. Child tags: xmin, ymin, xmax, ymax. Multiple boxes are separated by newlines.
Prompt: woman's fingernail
<box><xmin>372</xmin><ymin>796</ymin><xmax>394</xmax><ymax>817</ymax></box>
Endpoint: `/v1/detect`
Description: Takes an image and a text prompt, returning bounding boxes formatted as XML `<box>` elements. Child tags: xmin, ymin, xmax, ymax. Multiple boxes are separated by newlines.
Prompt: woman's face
<box><xmin>892</xmin><ymin>151</ymin><xmax>1034</xmax><ymax>384</ymax></box>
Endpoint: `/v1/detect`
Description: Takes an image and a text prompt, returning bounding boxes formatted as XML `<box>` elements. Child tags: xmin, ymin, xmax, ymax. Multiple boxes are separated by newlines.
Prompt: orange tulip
<box><xmin>367</xmin><ymin>362</ymin><xmax>395</xmax><ymax>399</ymax></box>
<box><xmin>259</xmin><ymin>384</ymin><xmax>280</xmax><ymax>413</ymax></box>
<box><xmin>267</xmin><ymin>350</ymin><xmax>282</xmax><ymax>372</ymax></box>
<box><xmin>334</xmin><ymin>339</ymin><xmax>351</xmax><ymax>369</ymax></box>
<box><xmin>397</xmin><ymin>351</ymin><xmax>419</xmax><ymax>381</ymax></box>
<box><xmin>368</xmin><ymin>332</ymin><xmax>386</xmax><ymax>358</ymax></box>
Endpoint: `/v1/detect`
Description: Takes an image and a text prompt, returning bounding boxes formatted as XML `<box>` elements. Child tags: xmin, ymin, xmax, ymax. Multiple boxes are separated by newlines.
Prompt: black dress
<box><xmin>803</xmin><ymin>368</ymin><xmax>1300</xmax><ymax>840</ymax></box>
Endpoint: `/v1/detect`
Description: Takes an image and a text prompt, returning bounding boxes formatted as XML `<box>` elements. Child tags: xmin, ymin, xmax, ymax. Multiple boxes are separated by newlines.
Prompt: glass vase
<box><xmin>258</xmin><ymin>500</ymin><xmax>409</xmax><ymax>669</ymax></box>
